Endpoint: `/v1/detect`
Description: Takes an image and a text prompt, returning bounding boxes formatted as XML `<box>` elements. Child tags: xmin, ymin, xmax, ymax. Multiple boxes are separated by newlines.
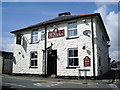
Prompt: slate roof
<box><xmin>10</xmin><ymin>13</ymin><xmax>110</xmax><ymax>41</ymax></box>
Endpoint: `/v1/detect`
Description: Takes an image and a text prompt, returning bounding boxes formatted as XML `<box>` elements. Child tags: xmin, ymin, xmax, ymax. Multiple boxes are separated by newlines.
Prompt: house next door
<box><xmin>47</xmin><ymin>50</ymin><xmax>57</xmax><ymax>76</ymax></box>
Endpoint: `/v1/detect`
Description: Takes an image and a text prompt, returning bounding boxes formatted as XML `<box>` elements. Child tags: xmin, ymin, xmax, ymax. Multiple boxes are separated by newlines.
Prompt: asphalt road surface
<box><xmin>2</xmin><ymin>75</ymin><xmax>119</xmax><ymax>90</ymax></box>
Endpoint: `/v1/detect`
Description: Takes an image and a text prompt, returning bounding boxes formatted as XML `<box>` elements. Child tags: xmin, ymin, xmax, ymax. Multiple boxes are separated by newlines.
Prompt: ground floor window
<box><xmin>68</xmin><ymin>48</ymin><xmax>78</xmax><ymax>66</ymax></box>
<box><xmin>30</xmin><ymin>51</ymin><xmax>38</xmax><ymax>67</ymax></box>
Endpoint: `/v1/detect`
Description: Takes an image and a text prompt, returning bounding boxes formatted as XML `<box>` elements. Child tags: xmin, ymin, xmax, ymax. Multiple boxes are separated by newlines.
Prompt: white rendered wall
<box><xmin>12</xmin><ymin>17</ymin><xmax>109</xmax><ymax>77</ymax></box>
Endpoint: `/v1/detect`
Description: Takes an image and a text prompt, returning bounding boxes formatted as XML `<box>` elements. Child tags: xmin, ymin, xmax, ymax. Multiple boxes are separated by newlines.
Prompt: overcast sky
<box><xmin>1</xmin><ymin>1</ymin><xmax>119</xmax><ymax>61</ymax></box>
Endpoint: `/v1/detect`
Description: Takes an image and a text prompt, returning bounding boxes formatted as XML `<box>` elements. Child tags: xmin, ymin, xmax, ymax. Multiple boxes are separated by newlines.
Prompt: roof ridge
<box><xmin>62</xmin><ymin>13</ymin><xmax>99</xmax><ymax>16</ymax></box>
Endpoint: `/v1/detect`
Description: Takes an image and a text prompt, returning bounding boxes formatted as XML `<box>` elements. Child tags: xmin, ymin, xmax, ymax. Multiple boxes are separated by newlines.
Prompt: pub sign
<box><xmin>48</xmin><ymin>28</ymin><xmax>65</xmax><ymax>38</ymax></box>
<box><xmin>84</xmin><ymin>56</ymin><xmax>91</xmax><ymax>66</ymax></box>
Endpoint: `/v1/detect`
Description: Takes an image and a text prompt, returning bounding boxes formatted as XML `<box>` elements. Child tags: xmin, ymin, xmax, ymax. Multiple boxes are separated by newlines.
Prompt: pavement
<box><xmin>1</xmin><ymin>74</ymin><xmax>117</xmax><ymax>85</ymax></box>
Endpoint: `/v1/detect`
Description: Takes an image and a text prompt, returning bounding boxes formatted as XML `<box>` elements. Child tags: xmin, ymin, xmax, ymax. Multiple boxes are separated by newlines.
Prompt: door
<box><xmin>47</xmin><ymin>50</ymin><xmax>57</xmax><ymax>76</ymax></box>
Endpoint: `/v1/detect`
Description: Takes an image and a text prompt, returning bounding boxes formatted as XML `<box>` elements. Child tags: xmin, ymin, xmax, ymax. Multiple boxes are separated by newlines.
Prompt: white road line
<box><xmin>109</xmin><ymin>84</ymin><xmax>119</xmax><ymax>90</ymax></box>
<box><xmin>4</xmin><ymin>83</ymin><xmax>26</xmax><ymax>88</ymax></box>
<box><xmin>33</xmin><ymin>82</ymin><xmax>63</xmax><ymax>87</ymax></box>
<box><xmin>47</xmin><ymin>82</ymin><xmax>63</xmax><ymax>87</ymax></box>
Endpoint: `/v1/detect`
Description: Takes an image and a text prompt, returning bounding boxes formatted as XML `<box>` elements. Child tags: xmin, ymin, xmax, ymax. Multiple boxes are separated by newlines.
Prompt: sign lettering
<box><xmin>48</xmin><ymin>29</ymin><xmax>65</xmax><ymax>38</ymax></box>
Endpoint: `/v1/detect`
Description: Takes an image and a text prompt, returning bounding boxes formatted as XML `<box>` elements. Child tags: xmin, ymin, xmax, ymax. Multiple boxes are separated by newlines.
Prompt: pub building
<box><xmin>10</xmin><ymin>12</ymin><xmax>110</xmax><ymax>79</ymax></box>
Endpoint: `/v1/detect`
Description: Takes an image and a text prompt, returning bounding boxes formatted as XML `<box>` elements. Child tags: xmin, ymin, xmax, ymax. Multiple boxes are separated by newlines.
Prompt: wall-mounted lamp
<box><xmin>82</xmin><ymin>19</ymin><xmax>89</xmax><ymax>25</ymax></box>
<box><xmin>49</xmin><ymin>25</ymin><xmax>59</xmax><ymax>32</ymax></box>
<box><xmin>83</xmin><ymin>30</ymin><xmax>91</xmax><ymax>37</ymax></box>
<box><xmin>82</xmin><ymin>19</ymin><xmax>86</xmax><ymax>23</ymax></box>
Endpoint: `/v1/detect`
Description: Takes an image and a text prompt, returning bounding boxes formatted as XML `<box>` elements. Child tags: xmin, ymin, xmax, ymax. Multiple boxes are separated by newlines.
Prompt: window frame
<box><xmin>67</xmin><ymin>22</ymin><xmax>78</xmax><ymax>38</ymax></box>
<box><xmin>31</xmin><ymin>30</ymin><xmax>38</xmax><ymax>43</ymax></box>
<box><xmin>67</xmin><ymin>48</ymin><xmax>79</xmax><ymax>67</ymax></box>
<box><xmin>41</xmin><ymin>31</ymin><xmax>45</xmax><ymax>40</ymax></box>
<box><xmin>30</xmin><ymin>51</ymin><xmax>38</xmax><ymax>68</ymax></box>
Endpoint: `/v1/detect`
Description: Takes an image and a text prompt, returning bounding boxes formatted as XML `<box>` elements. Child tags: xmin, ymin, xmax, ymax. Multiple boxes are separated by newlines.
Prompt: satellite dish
<box><xmin>83</xmin><ymin>30</ymin><xmax>91</xmax><ymax>37</ymax></box>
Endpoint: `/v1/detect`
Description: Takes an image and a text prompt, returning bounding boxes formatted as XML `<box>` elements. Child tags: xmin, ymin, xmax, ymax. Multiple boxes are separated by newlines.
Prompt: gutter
<box><xmin>91</xmin><ymin>16</ymin><xmax>96</xmax><ymax>79</ymax></box>
<box><xmin>42</xmin><ymin>24</ymin><xmax>47</xmax><ymax>78</ymax></box>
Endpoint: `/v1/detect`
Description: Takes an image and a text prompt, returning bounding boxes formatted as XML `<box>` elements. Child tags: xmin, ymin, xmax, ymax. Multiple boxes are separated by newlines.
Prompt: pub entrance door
<box><xmin>47</xmin><ymin>50</ymin><xmax>57</xmax><ymax>76</ymax></box>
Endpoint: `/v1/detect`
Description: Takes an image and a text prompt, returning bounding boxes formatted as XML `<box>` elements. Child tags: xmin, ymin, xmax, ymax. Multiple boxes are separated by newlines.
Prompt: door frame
<box><xmin>47</xmin><ymin>49</ymin><xmax>57</xmax><ymax>76</ymax></box>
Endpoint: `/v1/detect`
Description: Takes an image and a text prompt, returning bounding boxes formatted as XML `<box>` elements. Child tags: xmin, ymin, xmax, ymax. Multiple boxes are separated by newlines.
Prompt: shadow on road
<box><xmin>2</xmin><ymin>86</ymin><xmax>17</xmax><ymax>90</ymax></box>
<box><xmin>102</xmin><ymin>69</ymin><xmax>120</xmax><ymax>80</ymax></box>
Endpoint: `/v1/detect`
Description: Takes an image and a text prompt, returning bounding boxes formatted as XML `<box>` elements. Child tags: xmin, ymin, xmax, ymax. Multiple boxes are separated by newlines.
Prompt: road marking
<box><xmin>4</xmin><ymin>83</ymin><xmax>26</xmax><ymax>88</ymax></box>
<box><xmin>47</xmin><ymin>82</ymin><xmax>63</xmax><ymax>87</ymax></box>
<box><xmin>33</xmin><ymin>82</ymin><xmax>63</xmax><ymax>87</ymax></box>
<box><xmin>109</xmin><ymin>84</ymin><xmax>119</xmax><ymax>90</ymax></box>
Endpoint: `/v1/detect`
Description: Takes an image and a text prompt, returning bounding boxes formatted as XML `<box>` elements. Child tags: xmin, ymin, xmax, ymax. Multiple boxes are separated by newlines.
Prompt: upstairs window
<box><xmin>68</xmin><ymin>22</ymin><xmax>77</xmax><ymax>37</ymax></box>
<box><xmin>41</xmin><ymin>31</ymin><xmax>45</xmax><ymax>40</ymax></box>
<box><xmin>31</xmin><ymin>30</ymin><xmax>38</xmax><ymax>43</ymax></box>
<box><xmin>16</xmin><ymin>34</ymin><xmax>22</xmax><ymax>45</ymax></box>
<box><xmin>68</xmin><ymin>48</ymin><xmax>78</xmax><ymax>66</ymax></box>
<box><xmin>30</xmin><ymin>51</ymin><xmax>38</xmax><ymax>67</ymax></box>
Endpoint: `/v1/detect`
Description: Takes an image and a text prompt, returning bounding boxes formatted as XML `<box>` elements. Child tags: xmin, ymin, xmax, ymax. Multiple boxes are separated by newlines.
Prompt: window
<box><xmin>31</xmin><ymin>30</ymin><xmax>38</xmax><ymax>43</ymax></box>
<box><xmin>16</xmin><ymin>35</ymin><xmax>22</xmax><ymax>45</ymax></box>
<box><xmin>68</xmin><ymin>48</ymin><xmax>78</xmax><ymax>66</ymax></box>
<box><xmin>68</xmin><ymin>22</ymin><xmax>77</xmax><ymax>37</ymax></box>
<box><xmin>41</xmin><ymin>31</ymin><xmax>45</xmax><ymax>40</ymax></box>
<box><xmin>30</xmin><ymin>52</ymin><xmax>38</xmax><ymax>67</ymax></box>
<box><xmin>98</xmin><ymin>57</ymin><xmax>101</xmax><ymax>66</ymax></box>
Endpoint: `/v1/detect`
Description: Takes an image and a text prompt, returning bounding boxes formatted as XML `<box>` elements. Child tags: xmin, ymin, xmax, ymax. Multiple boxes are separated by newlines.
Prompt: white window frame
<box><xmin>67</xmin><ymin>22</ymin><xmax>78</xmax><ymax>38</ymax></box>
<box><xmin>68</xmin><ymin>48</ymin><xmax>79</xmax><ymax>67</ymax></box>
<box><xmin>41</xmin><ymin>31</ymin><xmax>45</xmax><ymax>40</ymax></box>
<box><xmin>30</xmin><ymin>51</ymin><xmax>38</xmax><ymax>67</ymax></box>
<box><xmin>31</xmin><ymin>30</ymin><xmax>38</xmax><ymax>43</ymax></box>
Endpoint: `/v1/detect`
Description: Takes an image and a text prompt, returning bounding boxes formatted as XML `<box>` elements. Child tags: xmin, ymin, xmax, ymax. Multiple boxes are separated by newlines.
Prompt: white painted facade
<box><xmin>12</xmin><ymin>14</ymin><xmax>110</xmax><ymax>77</ymax></box>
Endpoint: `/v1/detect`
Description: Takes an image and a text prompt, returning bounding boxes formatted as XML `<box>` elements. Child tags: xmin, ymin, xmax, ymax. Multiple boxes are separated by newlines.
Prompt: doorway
<box><xmin>47</xmin><ymin>50</ymin><xmax>57</xmax><ymax>76</ymax></box>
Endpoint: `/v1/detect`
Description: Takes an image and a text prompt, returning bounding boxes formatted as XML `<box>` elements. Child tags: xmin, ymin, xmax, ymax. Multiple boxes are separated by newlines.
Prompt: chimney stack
<box><xmin>58</xmin><ymin>12</ymin><xmax>71</xmax><ymax>16</ymax></box>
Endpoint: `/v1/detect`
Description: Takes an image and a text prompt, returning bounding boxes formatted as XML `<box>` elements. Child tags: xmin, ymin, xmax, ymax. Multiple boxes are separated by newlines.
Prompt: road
<box><xmin>2</xmin><ymin>75</ymin><xmax>119</xmax><ymax>90</ymax></box>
